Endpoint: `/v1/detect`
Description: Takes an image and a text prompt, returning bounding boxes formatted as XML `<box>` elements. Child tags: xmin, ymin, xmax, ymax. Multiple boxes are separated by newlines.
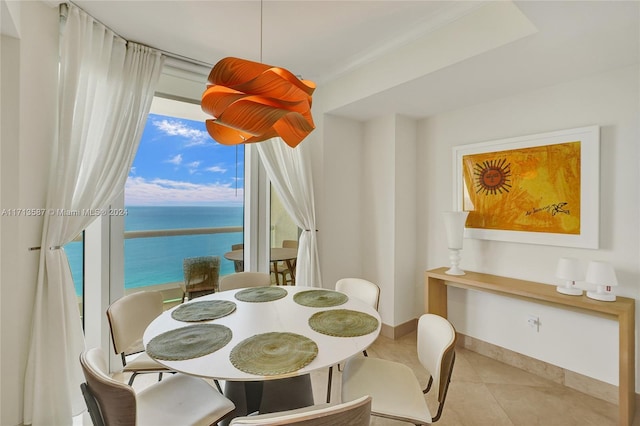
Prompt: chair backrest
<box><xmin>335</xmin><ymin>278</ymin><xmax>380</xmax><ymax>310</ymax></box>
<box><xmin>416</xmin><ymin>313</ymin><xmax>457</xmax><ymax>421</ymax></box>
<box><xmin>282</xmin><ymin>240</ymin><xmax>298</xmax><ymax>249</ymax></box>
<box><xmin>81</xmin><ymin>382</ymin><xmax>105</xmax><ymax>426</ymax></box>
<box><xmin>80</xmin><ymin>348</ymin><xmax>137</xmax><ymax>426</ymax></box>
<box><xmin>219</xmin><ymin>272</ymin><xmax>272</xmax><ymax>291</ymax></box>
<box><xmin>107</xmin><ymin>291</ymin><xmax>163</xmax><ymax>357</ymax></box>
<box><xmin>230</xmin><ymin>395</ymin><xmax>371</xmax><ymax>425</ymax></box>
<box><xmin>182</xmin><ymin>256</ymin><xmax>220</xmax><ymax>290</ymax></box>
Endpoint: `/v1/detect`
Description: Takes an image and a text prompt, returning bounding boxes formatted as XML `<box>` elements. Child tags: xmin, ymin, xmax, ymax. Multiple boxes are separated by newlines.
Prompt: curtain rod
<box><xmin>63</xmin><ymin>2</ymin><xmax>213</xmax><ymax>71</ymax></box>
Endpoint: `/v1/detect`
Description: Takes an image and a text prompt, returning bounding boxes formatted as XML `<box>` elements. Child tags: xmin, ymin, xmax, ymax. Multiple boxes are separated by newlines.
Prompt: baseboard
<box><xmin>458</xmin><ymin>333</ymin><xmax>619</xmax><ymax>405</ymax></box>
<box><xmin>380</xmin><ymin>317</ymin><xmax>417</xmax><ymax>339</ymax></box>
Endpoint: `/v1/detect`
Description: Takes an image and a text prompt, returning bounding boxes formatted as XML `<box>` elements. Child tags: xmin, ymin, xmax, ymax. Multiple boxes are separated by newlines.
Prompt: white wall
<box><xmin>0</xmin><ymin>31</ymin><xmax>22</xmax><ymax>426</ymax></box>
<box><xmin>393</xmin><ymin>116</ymin><xmax>418</xmax><ymax>326</ymax></box>
<box><xmin>361</xmin><ymin>116</ymin><xmax>419</xmax><ymax>327</ymax></box>
<box><xmin>316</xmin><ymin>113</ymin><xmax>419</xmax><ymax>328</ymax></box>
<box><xmin>319</xmin><ymin>115</ymin><xmax>364</xmax><ymax>288</ymax></box>
<box><xmin>0</xmin><ymin>2</ymin><xmax>58</xmax><ymax>425</ymax></box>
<box><xmin>361</xmin><ymin>116</ymin><xmax>396</xmax><ymax>324</ymax></box>
<box><xmin>316</xmin><ymin>51</ymin><xmax>638</xmax><ymax>391</ymax></box>
<box><xmin>418</xmin><ymin>64</ymin><xmax>639</xmax><ymax>385</ymax></box>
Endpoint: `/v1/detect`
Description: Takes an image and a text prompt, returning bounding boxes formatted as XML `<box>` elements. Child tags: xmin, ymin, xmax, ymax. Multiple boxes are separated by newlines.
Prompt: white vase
<box><xmin>442</xmin><ymin>211</ymin><xmax>469</xmax><ymax>275</ymax></box>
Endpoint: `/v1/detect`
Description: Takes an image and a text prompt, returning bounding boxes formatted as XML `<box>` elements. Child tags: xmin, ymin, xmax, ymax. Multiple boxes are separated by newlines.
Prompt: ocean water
<box><xmin>66</xmin><ymin>206</ymin><xmax>243</xmax><ymax>295</ymax></box>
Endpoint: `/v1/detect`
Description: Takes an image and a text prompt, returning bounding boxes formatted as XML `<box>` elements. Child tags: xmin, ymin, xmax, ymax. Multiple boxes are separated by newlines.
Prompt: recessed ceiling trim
<box><xmin>325</xmin><ymin>1</ymin><xmax>487</xmax><ymax>83</ymax></box>
<box><xmin>319</xmin><ymin>1</ymin><xmax>538</xmax><ymax>115</ymax></box>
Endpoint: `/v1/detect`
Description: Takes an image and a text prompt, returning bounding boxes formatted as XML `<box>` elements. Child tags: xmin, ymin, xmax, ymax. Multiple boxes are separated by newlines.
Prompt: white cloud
<box><xmin>206</xmin><ymin>165</ymin><xmax>227</xmax><ymax>173</ymax></box>
<box><xmin>153</xmin><ymin>119</ymin><xmax>210</xmax><ymax>147</ymax></box>
<box><xmin>125</xmin><ymin>177</ymin><xmax>243</xmax><ymax>205</ymax></box>
<box><xmin>187</xmin><ymin>161</ymin><xmax>201</xmax><ymax>174</ymax></box>
<box><xmin>166</xmin><ymin>154</ymin><xmax>183</xmax><ymax>165</ymax></box>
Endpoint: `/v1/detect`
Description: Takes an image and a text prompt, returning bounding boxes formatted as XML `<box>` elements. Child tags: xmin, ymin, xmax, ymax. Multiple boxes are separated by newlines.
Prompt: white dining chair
<box><xmin>341</xmin><ymin>314</ymin><xmax>457</xmax><ymax>425</ymax></box>
<box><xmin>336</xmin><ymin>278</ymin><xmax>380</xmax><ymax>312</ymax></box>
<box><xmin>229</xmin><ymin>395</ymin><xmax>372</xmax><ymax>425</ymax></box>
<box><xmin>80</xmin><ymin>347</ymin><xmax>235</xmax><ymax>426</ymax></box>
<box><xmin>219</xmin><ymin>271</ymin><xmax>271</xmax><ymax>291</ymax></box>
<box><xmin>106</xmin><ymin>291</ymin><xmax>172</xmax><ymax>385</ymax></box>
<box><xmin>326</xmin><ymin>278</ymin><xmax>380</xmax><ymax>402</ymax></box>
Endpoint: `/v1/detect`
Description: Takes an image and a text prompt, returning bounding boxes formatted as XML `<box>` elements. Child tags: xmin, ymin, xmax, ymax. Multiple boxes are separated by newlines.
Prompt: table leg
<box><xmin>272</xmin><ymin>261</ymin><xmax>281</xmax><ymax>285</ymax></box>
<box><xmin>286</xmin><ymin>259</ymin><xmax>296</xmax><ymax>285</ymax></box>
<box><xmin>221</xmin><ymin>376</ymin><xmax>314</xmax><ymax>424</ymax></box>
<box><xmin>619</xmin><ymin>308</ymin><xmax>635</xmax><ymax>426</ymax></box>
<box><xmin>259</xmin><ymin>375</ymin><xmax>314</xmax><ymax>414</ymax></box>
<box><xmin>425</xmin><ymin>275</ymin><xmax>448</xmax><ymax>317</ymax></box>
<box><xmin>221</xmin><ymin>381</ymin><xmax>263</xmax><ymax>426</ymax></box>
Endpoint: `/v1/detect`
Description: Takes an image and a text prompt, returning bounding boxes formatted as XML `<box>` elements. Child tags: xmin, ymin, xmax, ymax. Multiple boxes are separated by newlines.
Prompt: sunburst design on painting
<box><xmin>461</xmin><ymin>141</ymin><xmax>581</xmax><ymax>234</ymax></box>
<box><xmin>473</xmin><ymin>159</ymin><xmax>512</xmax><ymax>195</ymax></box>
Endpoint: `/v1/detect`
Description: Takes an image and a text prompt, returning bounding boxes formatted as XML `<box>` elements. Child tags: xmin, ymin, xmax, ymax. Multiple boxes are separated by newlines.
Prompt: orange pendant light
<box><xmin>201</xmin><ymin>57</ymin><xmax>316</xmax><ymax>148</ymax></box>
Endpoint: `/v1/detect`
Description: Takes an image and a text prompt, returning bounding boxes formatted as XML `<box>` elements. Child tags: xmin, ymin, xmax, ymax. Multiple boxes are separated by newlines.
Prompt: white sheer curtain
<box><xmin>256</xmin><ymin>138</ymin><xmax>322</xmax><ymax>287</ymax></box>
<box><xmin>23</xmin><ymin>5</ymin><xmax>163</xmax><ymax>425</ymax></box>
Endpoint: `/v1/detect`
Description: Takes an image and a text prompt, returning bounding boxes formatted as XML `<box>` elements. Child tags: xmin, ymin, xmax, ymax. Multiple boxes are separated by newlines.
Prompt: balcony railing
<box><xmin>124</xmin><ymin>226</ymin><xmax>243</xmax><ymax>239</ymax></box>
<box><xmin>74</xmin><ymin>226</ymin><xmax>247</xmax><ymax>314</ymax></box>
<box><xmin>69</xmin><ymin>226</ymin><xmax>246</xmax><ymax>300</ymax></box>
<box><xmin>125</xmin><ymin>226</ymin><xmax>245</xmax><ymax>303</ymax></box>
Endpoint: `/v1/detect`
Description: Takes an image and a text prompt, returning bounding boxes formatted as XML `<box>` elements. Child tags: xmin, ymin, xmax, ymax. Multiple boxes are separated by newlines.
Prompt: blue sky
<box><xmin>125</xmin><ymin>113</ymin><xmax>244</xmax><ymax>206</ymax></box>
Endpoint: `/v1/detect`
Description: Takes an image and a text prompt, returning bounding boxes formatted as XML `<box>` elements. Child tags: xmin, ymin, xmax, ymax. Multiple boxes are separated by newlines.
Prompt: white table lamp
<box><xmin>442</xmin><ymin>211</ymin><xmax>469</xmax><ymax>275</ymax></box>
<box><xmin>555</xmin><ymin>257</ymin><xmax>583</xmax><ymax>296</ymax></box>
<box><xmin>585</xmin><ymin>261</ymin><xmax>618</xmax><ymax>302</ymax></box>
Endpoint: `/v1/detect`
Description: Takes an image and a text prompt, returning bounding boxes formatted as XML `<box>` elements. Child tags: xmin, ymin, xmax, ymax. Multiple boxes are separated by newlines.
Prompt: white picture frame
<box><xmin>453</xmin><ymin>125</ymin><xmax>600</xmax><ymax>249</ymax></box>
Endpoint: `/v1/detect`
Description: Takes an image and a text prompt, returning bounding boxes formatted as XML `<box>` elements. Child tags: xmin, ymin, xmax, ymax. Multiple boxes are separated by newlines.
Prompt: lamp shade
<box><xmin>555</xmin><ymin>257</ymin><xmax>584</xmax><ymax>281</ymax></box>
<box><xmin>585</xmin><ymin>261</ymin><xmax>618</xmax><ymax>302</ymax></box>
<box><xmin>555</xmin><ymin>257</ymin><xmax>583</xmax><ymax>296</ymax></box>
<box><xmin>201</xmin><ymin>57</ymin><xmax>316</xmax><ymax>148</ymax></box>
<box><xmin>442</xmin><ymin>211</ymin><xmax>469</xmax><ymax>250</ymax></box>
<box><xmin>585</xmin><ymin>261</ymin><xmax>618</xmax><ymax>287</ymax></box>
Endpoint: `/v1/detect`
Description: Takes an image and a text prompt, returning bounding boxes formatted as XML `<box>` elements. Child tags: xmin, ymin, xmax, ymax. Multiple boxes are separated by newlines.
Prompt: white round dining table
<box><xmin>143</xmin><ymin>285</ymin><xmax>381</xmax><ymax>422</ymax></box>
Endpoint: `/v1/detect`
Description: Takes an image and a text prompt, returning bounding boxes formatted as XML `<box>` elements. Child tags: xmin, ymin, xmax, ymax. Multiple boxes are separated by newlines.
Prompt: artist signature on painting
<box><xmin>525</xmin><ymin>202</ymin><xmax>570</xmax><ymax>217</ymax></box>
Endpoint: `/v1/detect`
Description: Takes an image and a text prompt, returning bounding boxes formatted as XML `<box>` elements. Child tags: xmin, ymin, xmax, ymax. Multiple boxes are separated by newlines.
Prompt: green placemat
<box><xmin>171</xmin><ymin>300</ymin><xmax>237</xmax><ymax>322</ymax></box>
<box><xmin>309</xmin><ymin>309</ymin><xmax>379</xmax><ymax>337</ymax></box>
<box><xmin>235</xmin><ymin>286</ymin><xmax>288</xmax><ymax>303</ymax></box>
<box><xmin>146</xmin><ymin>324</ymin><xmax>232</xmax><ymax>361</ymax></box>
<box><xmin>293</xmin><ymin>289</ymin><xmax>348</xmax><ymax>307</ymax></box>
<box><xmin>230</xmin><ymin>332</ymin><xmax>318</xmax><ymax>375</ymax></box>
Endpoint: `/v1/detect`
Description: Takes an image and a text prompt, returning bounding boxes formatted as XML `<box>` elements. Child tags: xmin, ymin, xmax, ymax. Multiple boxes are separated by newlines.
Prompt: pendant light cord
<box><xmin>235</xmin><ymin>0</ymin><xmax>263</xmax><ymax>198</ymax></box>
<box><xmin>235</xmin><ymin>145</ymin><xmax>238</xmax><ymax>197</ymax></box>
<box><xmin>260</xmin><ymin>0</ymin><xmax>264</xmax><ymax>62</ymax></box>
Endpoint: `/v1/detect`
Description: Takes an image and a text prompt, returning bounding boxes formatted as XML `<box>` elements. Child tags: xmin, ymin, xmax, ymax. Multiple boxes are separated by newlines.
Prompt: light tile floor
<box><xmin>76</xmin><ymin>331</ymin><xmax>634</xmax><ymax>425</ymax></box>
<box><xmin>360</xmin><ymin>333</ymin><xmax>622</xmax><ymax>426</ymax></box>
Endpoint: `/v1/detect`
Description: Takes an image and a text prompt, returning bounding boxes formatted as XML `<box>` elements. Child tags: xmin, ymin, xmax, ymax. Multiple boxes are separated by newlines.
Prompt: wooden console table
<box><xmin>425</xmin><ymin>267</ymin><xmax>635</xmax><ymax>426</ymax></box>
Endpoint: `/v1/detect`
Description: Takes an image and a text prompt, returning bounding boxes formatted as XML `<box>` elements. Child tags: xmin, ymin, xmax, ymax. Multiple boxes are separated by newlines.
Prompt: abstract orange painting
<box><xmin>462</xmin><ymin>141</ymin><xmax>581</xmax><ymax>234</ymax></box>
<box><xmin>453</xmin><ymin>125</ymin><xmax>599</xmax><ymax>248</ymax></box>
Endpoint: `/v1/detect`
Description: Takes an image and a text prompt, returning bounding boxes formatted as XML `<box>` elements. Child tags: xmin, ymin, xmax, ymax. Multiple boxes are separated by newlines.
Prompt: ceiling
<box><xmin>60</xmin><ymin>1</ymin><xmax>640</xmax><ymax>120</ymax></box>
<box><xmin>72</xmin><ymin>1</ymin><xmax>485</xmax><ymax>83</ymax></box>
